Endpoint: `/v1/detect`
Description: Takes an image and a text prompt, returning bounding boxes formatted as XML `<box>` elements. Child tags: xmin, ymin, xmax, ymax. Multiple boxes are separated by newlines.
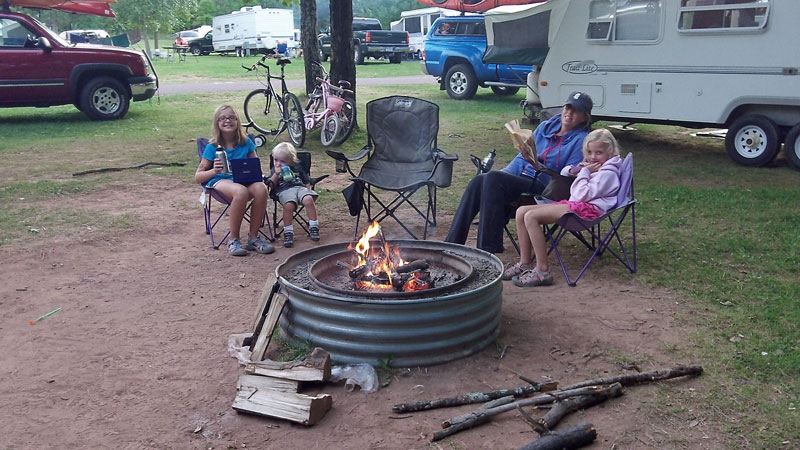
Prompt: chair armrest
<box><xmin>310</xmin><ymin>174</ymin><xmax>329</xmax><ymax>188</ymax></box>
<box><xmin>430</xmin><ymin>151</ymin><xmax>458</xmax><ymax>188</ymax></box>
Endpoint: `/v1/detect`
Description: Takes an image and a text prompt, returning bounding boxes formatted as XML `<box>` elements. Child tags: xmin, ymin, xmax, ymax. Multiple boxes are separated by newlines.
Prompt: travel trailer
<box><xmin>391</xmin><ymin>7</ymin><xmax>463</xmax><ymax>59</ymax></box>
<box><xmin>212</xmin><ymin>6</ymin><xmax>295</xmax><ymax>56</ymax></box>
<box><xmin>484</xmin><ymin>0</ymin><xmax>800</xmax><ymax>169</ymax></box>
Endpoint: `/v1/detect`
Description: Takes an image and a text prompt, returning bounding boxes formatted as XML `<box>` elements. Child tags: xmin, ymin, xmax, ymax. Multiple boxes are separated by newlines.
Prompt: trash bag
<box><xmin>342</xmin><ymin>181</ymin><xmax>364</xmax><ymax>217</ymax></box>
<box><xmin>329</xmin><ymin>364</ymin><xmax>379</xmax><ymax>392</ymax></box>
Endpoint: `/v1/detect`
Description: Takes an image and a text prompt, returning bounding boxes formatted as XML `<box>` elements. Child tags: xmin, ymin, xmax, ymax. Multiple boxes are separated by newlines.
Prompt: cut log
<box><xmin>251</xmin><ymin>273</ymin><xmax>278</xmax><ymax>332</ymax></box>
<box><xmin>519</xmin><ymin>422</ymin><xmax>597</xmax><ymax>450</ymax></box>
<box><xmin>250</xmin><ymin>293</ymin><xmax>287</xmax><ymax>362</ymax></box>
<box><xmin>245</xmin><ymin>347</ymin><xmax>332</xmax><ymax>382</ymax></box>
<box><xmin>232</xmin><ymin>374</ymin><xmax>332</xmax><ymax>425</ymax></box>
<box><xmin>393</xmin><ymin>381</ymin><xmax>557</xmax><ymax>413</ymax></box>
<box><xmin>560</xmin><ymin>365</ymin><xmax>703</xmax><ymax>390</ymax></box>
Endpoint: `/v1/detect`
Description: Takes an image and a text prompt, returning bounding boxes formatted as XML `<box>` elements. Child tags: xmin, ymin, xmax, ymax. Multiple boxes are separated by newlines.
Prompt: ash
<box><xmin>282</xmin><ymin>251</ymin><xmax>501</xmax><ymax>296</ymax></box>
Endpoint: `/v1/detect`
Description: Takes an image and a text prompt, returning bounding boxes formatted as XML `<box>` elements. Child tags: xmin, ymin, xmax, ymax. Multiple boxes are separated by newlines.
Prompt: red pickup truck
<box><xmin>0</xmin><ymin>10</ymin><xmax>158</xmax><ymax>120</ymax></box>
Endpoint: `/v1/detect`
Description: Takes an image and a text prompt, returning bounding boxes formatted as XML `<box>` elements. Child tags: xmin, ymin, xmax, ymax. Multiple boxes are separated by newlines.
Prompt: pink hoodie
<box><xmin>561</xmin><ymin>155</ymin><xmax>622</xmax><ymax>212</ymax></box>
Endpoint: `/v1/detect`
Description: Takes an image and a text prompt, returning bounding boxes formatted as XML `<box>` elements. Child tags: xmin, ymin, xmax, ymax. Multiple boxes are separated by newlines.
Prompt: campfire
<box><xmin>342</xmin><ymin>222</ymin><xmax>434</xmax><ymax>293</ymax></box>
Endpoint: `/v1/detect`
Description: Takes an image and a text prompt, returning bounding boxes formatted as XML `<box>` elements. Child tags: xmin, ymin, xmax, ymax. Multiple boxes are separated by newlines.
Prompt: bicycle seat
<box><xmin>338</xmin><ymin>80</ymin><xmax>352</xmax><ymax>89</ymax></box>
<box><xmin>276</xmin><ymin>58</ymin><xmax>291</xmax><ymax>67</ymax></box>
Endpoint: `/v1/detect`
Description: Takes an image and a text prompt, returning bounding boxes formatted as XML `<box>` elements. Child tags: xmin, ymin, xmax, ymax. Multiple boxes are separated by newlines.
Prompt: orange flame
<box><xmin>351</xmin><ymin>222</ymin><xmax>422</xmax><ymax>292</ymax></box>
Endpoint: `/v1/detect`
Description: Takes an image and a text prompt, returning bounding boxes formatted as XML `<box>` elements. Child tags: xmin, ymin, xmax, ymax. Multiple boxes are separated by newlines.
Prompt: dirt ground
<box><xmin>0</xmin><ymin>173</ymin><xmax>725</xmax><ymax>450</ymax></box>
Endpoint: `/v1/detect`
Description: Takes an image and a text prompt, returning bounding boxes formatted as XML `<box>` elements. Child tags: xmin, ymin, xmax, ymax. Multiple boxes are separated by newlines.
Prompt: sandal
<box><xmin>228</xmin><ymin>238</ymin><xmax>248</xmax><ymax>257</ymax></box>
<box><xmin>247</xmin><ymin>237</ymin><xmax>275</xmax><ymax>254</ymax></box>
<box><xmin>502</xmin><ymin>262</ymin><xmax>533</xmax><ymax>281</ymax></box>
<box><xmin>512</xmin><ymin>268</ymin><xmax>554</xmax><ymax>287</ymax></box>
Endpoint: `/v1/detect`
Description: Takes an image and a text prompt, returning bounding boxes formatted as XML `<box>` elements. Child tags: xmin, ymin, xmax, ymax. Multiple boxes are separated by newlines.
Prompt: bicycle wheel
<box><xmin>283</xmin><ymin>92</ymin><xmax>306</xmax><ymax>148</ymax></box>
<box><xmin>320</xmin><ymin>114</ymin><xmax>340</xmax><ymax>147</ymax></box>
<box><xmin>332</xmin><ymin>97</ymin><xmax>356</xmax><ymax>146</ymax></box>
<box><xmin>243</xmin><ymin>89</ymin><xmax>280</xmax><ymax>135</ymax></box>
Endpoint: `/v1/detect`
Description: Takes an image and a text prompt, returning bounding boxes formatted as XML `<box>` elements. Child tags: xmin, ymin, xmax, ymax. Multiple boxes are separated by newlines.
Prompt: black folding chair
<box><xmin>326</xmin><ymin>96</ymin><xmax>458</xmax><ymax>240</ymax></box>
<box><xmin>268</xmin><ymin>151</ymin><xmax>328</xmax><ymax>238</ymax></box>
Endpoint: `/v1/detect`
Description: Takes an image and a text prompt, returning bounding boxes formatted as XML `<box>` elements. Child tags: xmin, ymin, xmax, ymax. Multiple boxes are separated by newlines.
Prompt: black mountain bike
<box><xmin>242</xmin><ymin>55</ymin><xmax>305</xmax><ymax>146</ymax></box>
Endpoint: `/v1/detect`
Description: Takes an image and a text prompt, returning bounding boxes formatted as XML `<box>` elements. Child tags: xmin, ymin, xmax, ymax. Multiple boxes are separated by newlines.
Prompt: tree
<box><xmin>328</xmin><ymin>0</ymin><xmax>355</xmax><ymax>98</ymax></box>
<box><xmin>300</xmin><ymin>0</ymin><xmax>322</xmax><ymax>95</ymax></box>
<box><xmin>113</xmin><ymin>0</ymin><xmax>197</xmax><ymax>56</ymax></box>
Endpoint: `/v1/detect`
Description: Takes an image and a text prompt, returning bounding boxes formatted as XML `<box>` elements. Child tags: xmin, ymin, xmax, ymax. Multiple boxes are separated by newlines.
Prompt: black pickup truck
<box><xmin>319</xmin><ymin>18</ymin><xmax>409</xmax><ymax>64</ymax></box>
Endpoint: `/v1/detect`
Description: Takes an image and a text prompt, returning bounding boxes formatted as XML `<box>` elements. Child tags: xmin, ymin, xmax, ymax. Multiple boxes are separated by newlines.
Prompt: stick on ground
<box><xmin>393</xmin><ymin>381</ymin><xmax>556</xmax><ymax>413</ymax></box>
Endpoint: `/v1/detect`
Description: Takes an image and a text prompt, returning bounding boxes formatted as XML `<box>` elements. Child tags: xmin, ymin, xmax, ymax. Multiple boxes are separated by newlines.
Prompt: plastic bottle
<box><xmin>482</xmin><ymin>149</ymin><xmax>497</xmax><ymax>173</ymax></box>
<box><xmin>280</xmin><ymin>165</ymin><xmax>295</xmax><ymax>182</ymax></box>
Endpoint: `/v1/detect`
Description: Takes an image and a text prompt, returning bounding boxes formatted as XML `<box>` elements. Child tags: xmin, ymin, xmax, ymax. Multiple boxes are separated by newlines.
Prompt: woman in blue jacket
<box><xmin>444</xmin><ymin>92</ymin><xmax>593</xmax><ymax>253</ymax></box>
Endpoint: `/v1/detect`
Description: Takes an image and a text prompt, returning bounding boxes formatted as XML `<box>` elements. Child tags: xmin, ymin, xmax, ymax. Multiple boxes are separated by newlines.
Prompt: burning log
<box><xmin>348</xmin><ymin>264</ymin><xmax>368</xmax><ymax>279</ymax></box>
<box><xmin>396</xmin><ymin>260</ymin><xmax>430</xmax><ymax>273</ymax></box>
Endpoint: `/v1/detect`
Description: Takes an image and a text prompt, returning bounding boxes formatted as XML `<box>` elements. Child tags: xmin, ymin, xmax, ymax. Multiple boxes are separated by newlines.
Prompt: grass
<box><xmin>1</xmin><ymin>81</ymin><xmax>798</xmax><ymax>448</ymax></box>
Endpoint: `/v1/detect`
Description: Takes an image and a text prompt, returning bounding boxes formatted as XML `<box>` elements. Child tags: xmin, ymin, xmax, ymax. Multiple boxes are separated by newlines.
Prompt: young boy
<box><xmin>265</xmin><ymin>142</ymin><xmax>320</xmax><ymax>247</ymax></box>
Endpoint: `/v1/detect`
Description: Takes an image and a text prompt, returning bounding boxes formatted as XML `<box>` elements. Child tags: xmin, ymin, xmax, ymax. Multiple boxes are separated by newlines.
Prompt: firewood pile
<box><xmin>392</xmin><ymin>365</ymin><xmax>704</xmax><ymax>449</ymax></box>
<box><xmin>231</xmin><ymin>274</ymin><xmax>333</xmax><ymax>426</ymax></box>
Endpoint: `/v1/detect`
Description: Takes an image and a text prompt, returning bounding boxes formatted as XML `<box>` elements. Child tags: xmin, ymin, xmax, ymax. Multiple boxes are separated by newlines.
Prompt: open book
<box><xmin>504</xmin><ymin>120</ymin><xmax>541</xmax><ymax>170</ymax></box>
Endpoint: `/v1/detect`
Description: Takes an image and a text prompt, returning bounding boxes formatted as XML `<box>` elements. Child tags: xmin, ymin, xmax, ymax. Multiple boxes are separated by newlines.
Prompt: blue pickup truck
<box><xmin>421</xmin><ymin>15</ymin><xmax>532</xmax><ymax>100</ymax></box>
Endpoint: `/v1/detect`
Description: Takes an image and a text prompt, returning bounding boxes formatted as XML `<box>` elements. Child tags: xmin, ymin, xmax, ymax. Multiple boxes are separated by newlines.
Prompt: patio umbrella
<box><xmin>5</xmin><ymin>0</ymin><xmax>117</xmax><ymax>17</ymax></box>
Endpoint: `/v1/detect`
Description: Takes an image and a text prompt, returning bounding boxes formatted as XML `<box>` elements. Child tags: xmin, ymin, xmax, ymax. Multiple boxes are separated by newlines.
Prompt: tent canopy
<box><xmin>483</xmin><ymin>0</ymin><xmax>568</xmax><ymax>66</ymax></box>
<box><xmin>5</xmin><ymin>0</ymin><xmax>116</xmax><ymax>17</ymax></box>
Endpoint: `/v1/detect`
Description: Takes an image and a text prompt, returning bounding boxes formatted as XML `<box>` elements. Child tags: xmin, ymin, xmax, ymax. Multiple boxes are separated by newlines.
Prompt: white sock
<box><xmin>309</xmin><ymin>220</ymin><xmax>319</xmax><ymax>228</ymax></box>
<box><xmin>284</xmin><ymin>225</ymin><xmax>294</xmax><ymax>234</ymax></box>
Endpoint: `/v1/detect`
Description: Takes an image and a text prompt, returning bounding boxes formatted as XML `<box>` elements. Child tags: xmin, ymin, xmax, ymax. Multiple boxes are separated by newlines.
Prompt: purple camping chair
<box><xmin>197</xmin><ymin>137</ymin><xmax>274</xmax><ymax>249</ymax></box>
<box><xmin>541</xmin><ymin>153</ymin><xmax>637</xmax><ymax>286</ymax></box>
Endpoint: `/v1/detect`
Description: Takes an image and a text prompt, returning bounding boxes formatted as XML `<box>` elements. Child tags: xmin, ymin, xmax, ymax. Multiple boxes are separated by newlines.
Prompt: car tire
<box><xmin>491</xmin><ymin>86</ymin><xmax>520</xmax><ymax>96</ymax></box>
<box><xmin>79</xmin><ymin>76</ymin><xmax>129</xmax><ymax>120</ymax></box>
<box><xmin>389</xmin><ymin>53</ymin><xmax>402</xmax><ymax>64</ymax></box>
<box><xmin>190</xmin><ymin>45</ymin><xmax>201</xmax><ymax>56</ymax></box>
<box><xmin>319</xmin><ymin>47</ymin><xmax>329</xmax><ymax>62</ymax></box>
<box><xmin>354</xmin><ymin>46</ymin><xmax>364</xmax><ymax>65</ymax></box>
<box><xmin>725</xmin><ymin>114</ymin><xmax>780</xmax><ymax>167</ymax></box>
<box><xmin>783</xmin><ymin>124</ymin><xmax>800</xmax><ymax>170</ymax></box>
<box><xmin>445</xmin><ymin>64</ymin><xmax>478</xmax><ymax>100</ymax></box>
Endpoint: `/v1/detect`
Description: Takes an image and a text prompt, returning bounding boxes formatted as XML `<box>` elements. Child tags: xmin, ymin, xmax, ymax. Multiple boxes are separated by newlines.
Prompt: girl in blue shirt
<box><xmin>195</xmin><ymin>105</ymin><xmax>274</xmax><ymax>256</ymax></box>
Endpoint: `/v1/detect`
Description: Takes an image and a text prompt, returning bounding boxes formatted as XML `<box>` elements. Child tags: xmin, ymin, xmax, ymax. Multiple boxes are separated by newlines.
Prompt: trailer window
<box><xmin>405</xmin><ymin>17</ymin><xmax>421</xmax><ymax>34</ymax></box>
<box><xmin>587</xmin><ymin>0</ymin><xmax>662</xmax><ymax>42</ymax></box>
<box><xmin>678</xmin><ymin>0</ymin><xmax>768</xmax><ymax>32</ymax></box>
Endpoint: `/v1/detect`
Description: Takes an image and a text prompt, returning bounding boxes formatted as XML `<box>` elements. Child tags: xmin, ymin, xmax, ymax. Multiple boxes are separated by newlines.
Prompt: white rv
<box><xmin>485</xmin><ymin>0</ymin><xmax>800</xmax><ymax>169</ymax></box>
<box><xmin>212</xmin><ymin>6</ymin><xmax>295</xmax><ymax>56</ymax></box>
<box><xmin>391</xmin><ymin>7</ymin><xmax>464</xmax><ymax>59</ymax></box>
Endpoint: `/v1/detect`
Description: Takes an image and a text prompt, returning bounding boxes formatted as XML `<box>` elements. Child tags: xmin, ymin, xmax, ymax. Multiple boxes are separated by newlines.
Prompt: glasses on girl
<box><xmin>218</xmin><ymin>115</ymin><xmax>237</xmax><ymax>122</ymax></box>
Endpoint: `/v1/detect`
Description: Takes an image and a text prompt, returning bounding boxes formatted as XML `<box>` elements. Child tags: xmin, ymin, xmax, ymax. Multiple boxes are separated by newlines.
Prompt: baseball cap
<box><xmin>564</xmin><ymin>91</ymin><xmax>593</xmax><ymax>115</ymax></box>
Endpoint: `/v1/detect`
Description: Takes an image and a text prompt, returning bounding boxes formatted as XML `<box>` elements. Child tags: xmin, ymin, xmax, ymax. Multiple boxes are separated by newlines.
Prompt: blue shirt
<box><xmin>501</xmin><ymin>114</ymin><xmax>588</xmax><ymax>185</ymax></box>
<box><xmin>202</xmin><ymin>137</ymin><xmax>256</xmax><ymax>188</ymax></box>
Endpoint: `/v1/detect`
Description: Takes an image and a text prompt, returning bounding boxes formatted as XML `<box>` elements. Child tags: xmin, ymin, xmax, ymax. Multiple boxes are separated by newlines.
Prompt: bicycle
<box><xmin>292</xmin><ymin>62</ymin><xmax>356</xmax><ymax>148</ymax></box>
<box><xmin>241</xmin><ymin>55</ymin><xmax>305</xmax><ymax>146</ymax></box>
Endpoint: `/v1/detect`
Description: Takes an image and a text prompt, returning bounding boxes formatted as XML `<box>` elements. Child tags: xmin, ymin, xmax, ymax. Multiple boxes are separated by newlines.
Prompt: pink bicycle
<box><xmin>289</xmin><ymin>63</ymin><xmax>356</xmax><ymax>148</ymax></box>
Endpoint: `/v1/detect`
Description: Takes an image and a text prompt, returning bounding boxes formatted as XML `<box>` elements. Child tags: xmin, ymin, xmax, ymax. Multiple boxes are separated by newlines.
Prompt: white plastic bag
<box><xmin>329</xmin><ymin>364</ymin><xmax>379</xmax><ymax>393</ymax></box>
<box><xmin>228</xmin><ymin>333</ymin><xmax>253</xmax><ymax>365</ymax></box>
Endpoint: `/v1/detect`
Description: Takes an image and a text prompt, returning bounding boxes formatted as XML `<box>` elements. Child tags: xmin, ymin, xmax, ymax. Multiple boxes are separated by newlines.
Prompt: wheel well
<box><xmin>442</xmin><ymin>57</ymin><xmax>471</xmax><ymax>77</ymax></box>
<box><xmin>73</xmin><ymin>71</ymin><xmax>130</xmax><ymax>102</ymax></box>
<box><xmin>725</xmin><ymin>104</ymin><xmax>800</xmax><ymax>129</ymax></box>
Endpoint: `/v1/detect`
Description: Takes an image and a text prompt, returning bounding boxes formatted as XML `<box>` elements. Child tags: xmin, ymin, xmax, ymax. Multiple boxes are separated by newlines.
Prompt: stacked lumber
<box><xmin>231</xmin><ymin>274</ymin><xmax>333</xmax><ymax>426</ymax></box>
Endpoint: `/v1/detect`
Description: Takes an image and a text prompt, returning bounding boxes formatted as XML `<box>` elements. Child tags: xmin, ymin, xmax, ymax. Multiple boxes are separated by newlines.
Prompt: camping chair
<box><xmin>268</xmin><ymin>151</ymin><xmax>329</xmax><ymax>238</ymax></box>
<box><xmin>539</xmin><ymin>153</ymin><xmax>637</xmax><ymax>286</ymax></box>
<box><xmin>197</xmin><ymin>137</ymin><xmax>274</xmax><ymax>248</ymax></box>
<box><xmin>326</xmin><ymin>96</ymin><xmax>458</xmax><ymax>240</ymax></box>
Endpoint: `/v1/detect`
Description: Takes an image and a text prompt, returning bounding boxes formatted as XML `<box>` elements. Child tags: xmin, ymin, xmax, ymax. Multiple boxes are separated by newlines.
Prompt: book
<box><xmin>504</xmin><ymin>120</ymin><xmax>541</xmax><ymax>170</ymax></box>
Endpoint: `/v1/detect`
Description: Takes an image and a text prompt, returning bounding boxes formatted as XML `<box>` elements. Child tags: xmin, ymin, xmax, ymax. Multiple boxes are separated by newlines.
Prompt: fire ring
<box><xmin>276</xmin><ymin>240</ymin><xmax>503</xmax><ymax>367</ymax></box>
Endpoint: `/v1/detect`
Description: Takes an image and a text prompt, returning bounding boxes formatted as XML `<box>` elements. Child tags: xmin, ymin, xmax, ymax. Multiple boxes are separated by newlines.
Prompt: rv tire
<box><xmin>445</xmin><ymin>64</ymin><xmax>478</xmax><ymax>100</ymax></box>
<box><xmin>783</xmin><ymin>124</ymin><xmax>800</xmax><ymax>170</ymax></box>
<box><xmin>725</xmin><ymin>115</ymin><xmax>779</xmax><ymax>167</ymax></box>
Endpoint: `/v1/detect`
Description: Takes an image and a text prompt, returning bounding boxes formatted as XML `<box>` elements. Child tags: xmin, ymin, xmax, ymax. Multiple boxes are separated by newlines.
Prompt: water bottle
<box><xmin>280</xmin><ymin>165</ymin><xmax>295</xmax><ymax>182</ymax></box>
<box><xmin>215</xmin><ymin>146</ymin><xmax>230</xmax><ymax>174</ymax></box>
<box><xmin>482</xmin><ymin>149</ymin><xmax>496</xmax><ymax>173</ymax></box>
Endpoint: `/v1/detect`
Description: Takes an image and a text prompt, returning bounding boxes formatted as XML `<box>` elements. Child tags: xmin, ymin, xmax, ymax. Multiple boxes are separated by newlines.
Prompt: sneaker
<box><xmin>309</xmin><ymin>226</ymin><xmax>320</xmax><ymax>242</ymax></box>
<box><xmin>227</xmin><ymin>238</ymin><xmax>248</xmax><ymax>256</ymax></box>
<box><xmin>512</xmin><ymin>268</ymin><xmax>554</xmax><ymax>287</ymax></box>
<box><xmin>283</xmin><ymin>231</ymin><xmax>294</xmax><ymax>248</ymax></box>
<box><xmin>247</xmin><ymin>237</ymin><xmax>275</xmax><ymax>254</ymax></box>
<box><xmin>502</xmin><ymin>262</ymin><xmax>534</xmax><ymax>281</ymax></box>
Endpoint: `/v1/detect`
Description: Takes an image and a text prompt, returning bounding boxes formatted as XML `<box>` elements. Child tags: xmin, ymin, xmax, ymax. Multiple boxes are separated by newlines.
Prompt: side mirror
<box><xmin>38</xmin><ymin>37</ymin><xmax>52</xmax><ymax>52</ymax></box>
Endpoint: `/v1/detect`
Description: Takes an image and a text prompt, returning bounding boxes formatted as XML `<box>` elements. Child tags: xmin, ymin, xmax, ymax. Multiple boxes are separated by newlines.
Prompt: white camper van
<box><xmin>212</xmin><ymin>6</ymin><xmax>295</xmax><ymax>56</ymax></box>
<box><xmin>391</xmin><ymin>7</ymin><xmax>463</xmax><ymax>59</ymax></box>
<box><xmin>485</xmin><ymin>0</ymin><xmax>800</xmax><ymax>169</ymax></box>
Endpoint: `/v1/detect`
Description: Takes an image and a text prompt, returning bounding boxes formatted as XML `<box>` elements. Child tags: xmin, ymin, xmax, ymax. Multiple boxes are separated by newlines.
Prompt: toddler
<box><xmin>266</xmin><ymin>142</ymin><xmax>320</xmax><ymax>247</ymax></box>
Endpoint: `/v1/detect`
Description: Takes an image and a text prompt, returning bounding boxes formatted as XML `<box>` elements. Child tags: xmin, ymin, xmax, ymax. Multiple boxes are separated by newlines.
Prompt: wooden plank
<box><xmin>250</xmin><ymin>293</ymin><xmax>287</xmax><ymax>362</ymax></box>
<box><xmin>245</xmin><ymin>347</ymin><xmax>332</xmax><ymax>382</ymax></box>
<box><xmin>236</xmin><ymin>373</ymin><xmax>299</xmax><ymax>394</ymax></box>
<box><xmin>232</xmin><ymin>375</ymin><xmax>332</xmax><ymax>425</ymax></box>
<box><xmin>251</xmin><ymin>273</ymin><xmax>277</xmax><ymax>332</ymax></box>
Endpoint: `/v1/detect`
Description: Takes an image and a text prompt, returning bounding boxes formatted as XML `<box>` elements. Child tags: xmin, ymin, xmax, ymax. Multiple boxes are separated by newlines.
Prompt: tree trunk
<box><xmin>329</xmin><ymin>0</ymin><xmax>356</xmax><ymax>98</ymax></box>
<box><xmin>141</xmin><ymin>27</ymin><xmax>151</xmax><ymax>59</ymax></box>
<box><xmin>154</xmin><ymin>30</ymin><xmax>159</xmax><ymax>50</ymax></box>
<box><xmin>300</xmin><ymin>0</ymin><xmax>323</xmax><ymax>95</ymax></box>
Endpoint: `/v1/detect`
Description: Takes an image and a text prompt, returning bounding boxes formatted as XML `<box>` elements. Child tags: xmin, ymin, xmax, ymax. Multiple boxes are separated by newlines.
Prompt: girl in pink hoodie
<box><xmin>506</xmin><ymin>129</ymin><xmax>622</xmax><ymax>287</ymax></box>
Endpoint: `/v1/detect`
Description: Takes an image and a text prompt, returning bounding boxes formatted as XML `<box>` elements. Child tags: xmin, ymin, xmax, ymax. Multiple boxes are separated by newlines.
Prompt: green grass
<box><xmin>0</xmin><ymin>83</ymin><xmax>798</xmax><ymax>448</ymax></box>
<box><xmin>146</xmin><ymin>53</ymin><xmax>424</xmax><ymax>83</ymax></box>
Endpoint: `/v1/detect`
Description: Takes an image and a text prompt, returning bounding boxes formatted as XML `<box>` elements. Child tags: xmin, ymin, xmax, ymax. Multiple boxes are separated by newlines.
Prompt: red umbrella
<box><xmin>6</xmin><ymin>0</ymin><xmax>117</xmax><ymax>17</ymax></box>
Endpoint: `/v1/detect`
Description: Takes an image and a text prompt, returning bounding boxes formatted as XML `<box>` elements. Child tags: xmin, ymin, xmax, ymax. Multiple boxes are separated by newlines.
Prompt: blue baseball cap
<box><xmin>565</xmin><ymin>91</ymin><xmax>593</xmax><ymax>115</ymax></box>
